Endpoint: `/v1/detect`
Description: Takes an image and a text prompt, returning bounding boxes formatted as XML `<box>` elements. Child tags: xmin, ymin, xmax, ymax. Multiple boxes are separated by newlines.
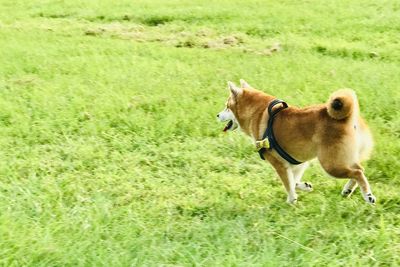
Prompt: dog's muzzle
<box><xmin>217</xmin><ymin>109</ymin><xmax>238</xmax><ymax>132</ymax></box>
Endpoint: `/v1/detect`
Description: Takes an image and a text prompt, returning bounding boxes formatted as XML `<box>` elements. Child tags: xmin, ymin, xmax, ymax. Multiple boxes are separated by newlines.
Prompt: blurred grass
<box><xmin>0</xmin><ymin>0</ymin><xmax>399</xmax><ymax>266</ymax></box>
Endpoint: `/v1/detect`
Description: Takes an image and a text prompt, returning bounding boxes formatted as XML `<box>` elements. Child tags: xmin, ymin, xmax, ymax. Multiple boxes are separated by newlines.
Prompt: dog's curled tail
<box><xmin>327</xmin><ymin>89</ymin><xmax>358</xmax><ymax>120</ymax></box>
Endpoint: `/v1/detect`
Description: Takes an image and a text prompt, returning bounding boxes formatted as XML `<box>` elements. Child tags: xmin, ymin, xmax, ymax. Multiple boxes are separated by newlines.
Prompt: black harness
<box><xmin>257</xmin><ymin>99</ymin><xmax>302</xmax><ymax>165</ymax></box>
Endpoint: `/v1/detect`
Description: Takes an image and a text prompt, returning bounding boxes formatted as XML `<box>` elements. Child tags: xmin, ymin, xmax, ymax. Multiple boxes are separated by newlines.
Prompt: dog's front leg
<box><xmin>275</xmin><ymin>165</ymin><xmax>298</xmax><ymax>204</ymax></box>
<box><xmin>292</xmin><ymin>162</ymin><xmax>313</xmax><ymax>192</ymax></box>
<box><xmin>285</xmin><ymin>169</ymin><xmax>298</xmax><ymax>204</ymax></box>
<box><xmin>264</xmin><ymin>154</ymin><xmax>298</xmax><ymax>203</ymax></box>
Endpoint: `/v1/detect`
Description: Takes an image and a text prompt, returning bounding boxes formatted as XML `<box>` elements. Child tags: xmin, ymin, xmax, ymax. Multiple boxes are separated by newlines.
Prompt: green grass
<box><xmin>1</xmin><ymin>0</ymin><xmax>400</xmax><ymax>266</ymax></box>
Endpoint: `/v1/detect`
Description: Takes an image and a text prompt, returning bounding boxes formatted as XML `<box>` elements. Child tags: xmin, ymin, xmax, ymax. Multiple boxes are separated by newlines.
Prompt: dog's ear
<box><xmin>227</xmin><ymin>81</ymin><xmax>242</xmax><ymax>96</ymax></box>
<box><xmin>240</xmin><ymin>79</ymin><xmax>252</xmax><ymax>89</ymax></box>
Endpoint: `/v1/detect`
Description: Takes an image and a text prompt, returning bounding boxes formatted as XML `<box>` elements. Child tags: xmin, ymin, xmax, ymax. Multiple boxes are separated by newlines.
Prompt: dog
<box><xmin>217</xmin><ymin>79</ymin><xmax>375</xmax><ymax>204</ymax></box>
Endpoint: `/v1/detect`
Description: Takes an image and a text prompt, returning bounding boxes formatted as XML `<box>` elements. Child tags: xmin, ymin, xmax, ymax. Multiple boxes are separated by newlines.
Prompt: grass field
<box><xmin>1</xmin><ymin>0</ymin><xmax>400</xmax><ymax>266</ymax></box>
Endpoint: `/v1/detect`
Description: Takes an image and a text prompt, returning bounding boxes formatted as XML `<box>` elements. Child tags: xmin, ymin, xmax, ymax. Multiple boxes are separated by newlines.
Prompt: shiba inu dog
<box><xmin>217</xmin><ymin>80</ymin><xmax>375</xmax><ymax>204</ymax></box>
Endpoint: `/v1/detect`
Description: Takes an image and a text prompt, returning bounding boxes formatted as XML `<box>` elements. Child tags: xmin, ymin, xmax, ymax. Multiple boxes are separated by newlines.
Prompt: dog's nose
<box><xmin>217</xmin><ymin>114</ymin><xmax>219</xmax><ymax>118</ymax></box>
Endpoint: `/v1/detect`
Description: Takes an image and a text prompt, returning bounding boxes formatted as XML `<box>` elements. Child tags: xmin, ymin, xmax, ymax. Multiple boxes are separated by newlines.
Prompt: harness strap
<box><xmin>258</xmin><ymin>99</ymin><xmax>302</xmax><ymax>165</ymax></box>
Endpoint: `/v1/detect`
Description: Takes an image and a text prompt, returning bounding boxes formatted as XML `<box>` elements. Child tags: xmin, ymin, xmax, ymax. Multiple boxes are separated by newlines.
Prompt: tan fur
<box><xmin>327</xmin><ymin>89</ymin><xmax>357</xmax><ymax>120</ymax></box>
<box><xmin>223</xmin><ymin>82</ymin><xmax>375</xmax><ymax>203</ymax></box>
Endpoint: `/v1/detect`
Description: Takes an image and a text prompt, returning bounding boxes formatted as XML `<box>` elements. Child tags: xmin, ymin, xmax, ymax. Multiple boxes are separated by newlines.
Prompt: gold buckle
<box><xmin>255</xmin><ymin>139</ymin><xmax>270</xmax><ymax>150</ymax></box>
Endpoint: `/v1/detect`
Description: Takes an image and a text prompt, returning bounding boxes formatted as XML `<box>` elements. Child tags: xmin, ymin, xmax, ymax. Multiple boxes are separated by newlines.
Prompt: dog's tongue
<box><xmin>223</xmin><ymin>120</ymin><xmax>233</xmax><ymax>132</ymax></box>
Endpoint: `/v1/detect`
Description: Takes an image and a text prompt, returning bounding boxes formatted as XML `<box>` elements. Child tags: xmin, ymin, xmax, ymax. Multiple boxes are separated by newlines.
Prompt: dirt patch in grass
<box><xmin>10</xmin><ymin>14</ymin><xmax>285</xmax><ymax>57</ymax></box>
<box><xmin>36</xmin><ymin>12</ymin><xmax>74</xmax><ymax>19</ymax></box>
<box><xmin>313</xmin><ymin>45</ymin><xmax>380</xmax><ymax>60</ymax></box>
<box><xmin>82</xmin><ymin>22</ymin><xmax>282</xmax><ymax>57</ymax></box>
<box><xmin>9</xmin><ymin>75</ymin><xmax>42</xmax><ymax>86</ymax></box>
<box><xmin>9</xmin><ymin>17</ymin><xmax>283</xmax><ymax>57</ymax></box>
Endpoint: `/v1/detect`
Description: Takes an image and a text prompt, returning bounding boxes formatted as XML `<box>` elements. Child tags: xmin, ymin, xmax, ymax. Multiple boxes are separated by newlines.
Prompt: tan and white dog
<box><xmin>217</xmin><ymin>80</ymin><xmax>375</xmax><ymax>204</ymax></box>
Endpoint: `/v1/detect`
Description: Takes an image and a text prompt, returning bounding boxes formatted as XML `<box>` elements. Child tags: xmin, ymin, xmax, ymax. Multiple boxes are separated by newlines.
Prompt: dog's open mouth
<box><xmin>223</xmin><ymin>120</ymin><xmax>234</xmax><ymax>132</ymax></box>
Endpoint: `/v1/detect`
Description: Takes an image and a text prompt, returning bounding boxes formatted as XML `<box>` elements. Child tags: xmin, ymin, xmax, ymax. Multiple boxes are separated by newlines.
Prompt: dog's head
<box><xmin>217</xmin><ymin>79</ymin><xmax>252</xmax><ymax>132</ymax></box>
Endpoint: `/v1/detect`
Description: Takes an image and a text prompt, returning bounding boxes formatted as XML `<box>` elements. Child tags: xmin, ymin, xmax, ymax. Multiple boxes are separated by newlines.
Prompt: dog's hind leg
<box><xmin>319</xmin><ymin>158</ymin><xmax>376</xmax><ymax>204</ymax></box>
<box><xmin>351</xmin><ymin>166</ymin><xmax>375</xmax><ymax>204</ymax></box>
<box><xmin>292</xmin><ymin>162</ymin><xmax>313</xmax><ymax>192</ymax></box>
<box><xmin>345</xmin><ymin>167</ymin><xmax>375</xmax><ymax>203</ymax></box>
<box><xmin>341</xmin><ymin>179</ymin><xmax>358</xmax><ymax>197</ymax></box>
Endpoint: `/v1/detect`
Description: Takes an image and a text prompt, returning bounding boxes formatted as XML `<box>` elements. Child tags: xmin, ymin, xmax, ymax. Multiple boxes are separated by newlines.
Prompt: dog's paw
<box><xmin>363</xmin><ymin>193</ymin><xmax>376</xmax><ymax>204</ymax></box>
<box><xmin>286</xmin><ymin>195</ymin><xmax>298</xmax><ymax>204</ymax></box>
<box><xmin>296</xmin><ymin>182</ymin><xmax>313</xmax><ymax>192</ymax></box>
<box><xmin>341</xmin><ymin>188</ymin><xmax>354</xmax><ymax>197</ymax></box>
